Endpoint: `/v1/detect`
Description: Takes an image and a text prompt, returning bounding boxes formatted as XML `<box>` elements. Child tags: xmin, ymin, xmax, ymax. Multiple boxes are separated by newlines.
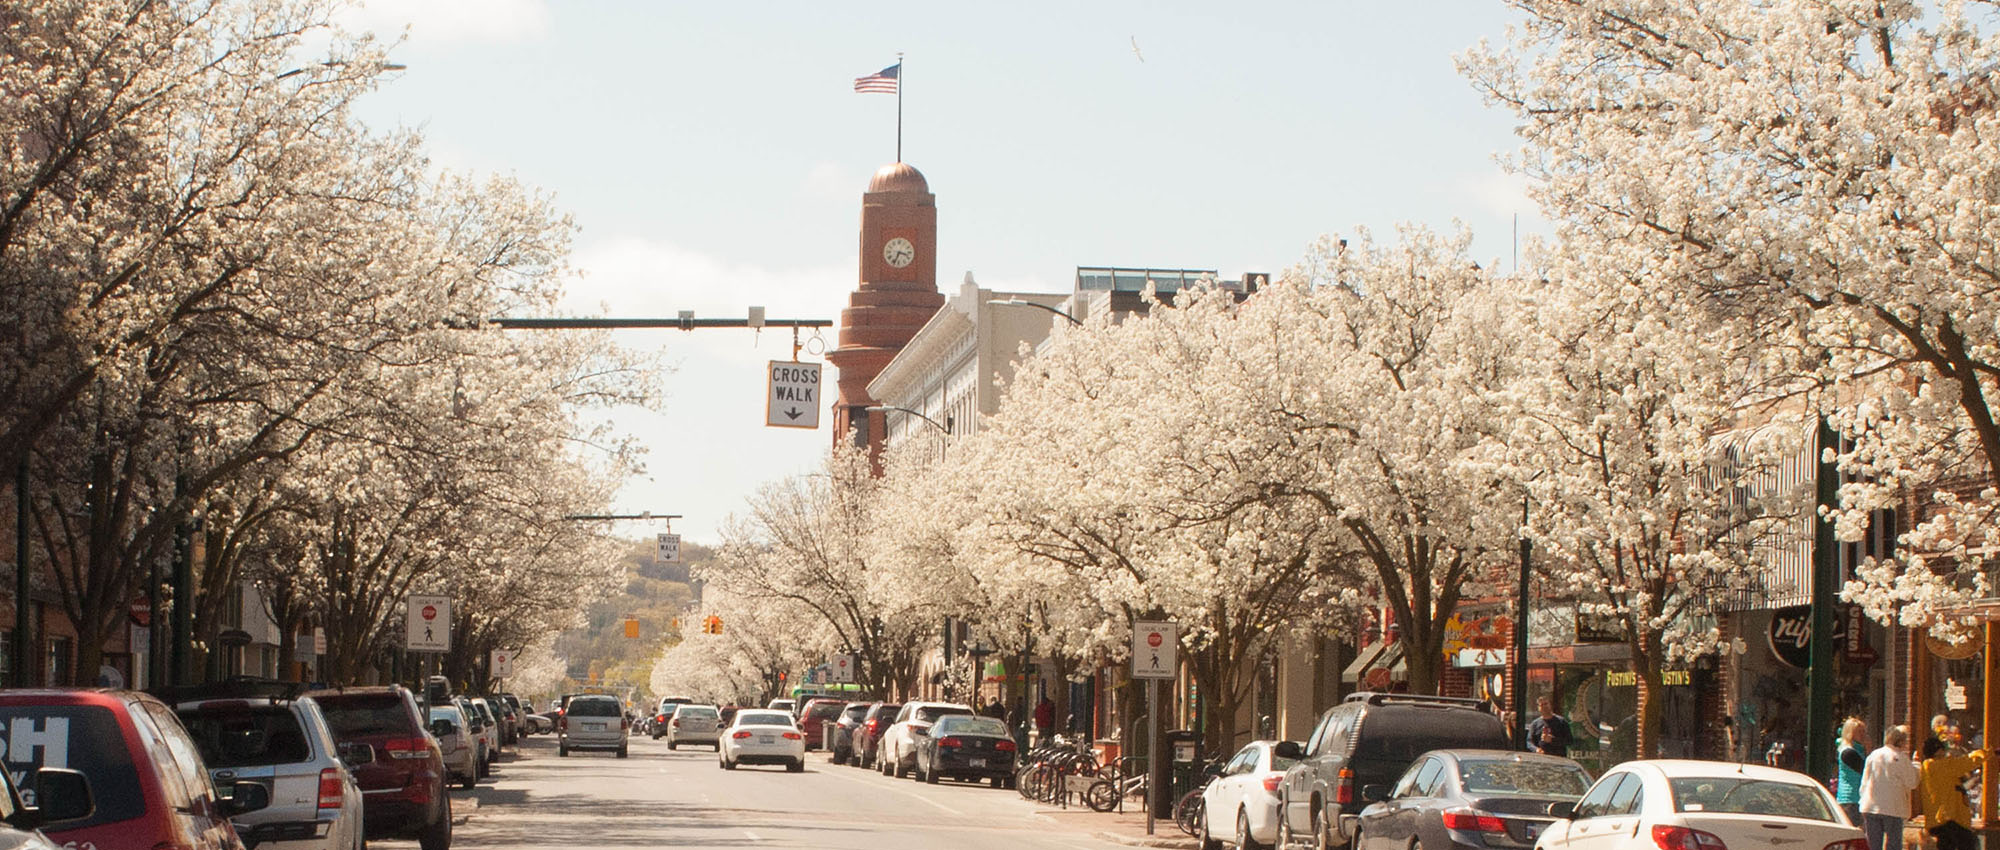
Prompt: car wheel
<box><xmin>418</xmin><ymin>797</ymin><xmax>452</xmax><ymax>850</ymax></box>
<box><xmin>1312</xmin><ymin>807</ymin><xmax>1335</xmax><ymax>850</ymax></box>
<box><xmin>1197</xmin><ymin>805</ymin><xmax>1223</xmax><ymax>850</ymax></box>
<box><xmin>924</xmin><ymin>758</ymin><xmax>939</xmax><ymax>784</ymax></box>
<box><xmin>617</xmin><ymin>745</ymin><xmax>628</xmax><ymax>758</ymax></box>
<box><xmin>1241</xmin><ymin>807</ymin><xmax>1269</xmax><ymax>850</ymax></box>
<box><xmin>788</xmin><ymin>759</ymin><xmax>805</xmax><ymax>773</ymax></box>
<box><xmin>559</xmin><ymin>744</ymin><xmax>569</xmax><ymax>757</ymax></box>
<box><xmin>990</xmin><ymin>774</ymin><xmax>1005</xmax><ymax>789</ymax></box>
<box><xmin>1278</xmin><ymin>809</ymin><xmax>1294</xmax><ymax>850</ymax></box>
<box><xmin>896</xmin><ymin>754</ymin><xmax>911</xmax><ymax>778</ymax></box>
<box><xmin>460</xmin><ymin>771</ymin><xmax>476</xmax><ymax>790</ymax></box>
<box><xmin>668</xmin><ymin>740</ymin><xmax>678</xmax><ymax>750</ymax></box>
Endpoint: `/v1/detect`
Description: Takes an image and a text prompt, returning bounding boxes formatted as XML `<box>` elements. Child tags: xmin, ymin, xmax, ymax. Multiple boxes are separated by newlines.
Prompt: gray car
<box><xmin>173</xmin><ymin>688</ymin><xmax>368</xmax><ymax>850</ymax></box>
<box><xmin>560</xmin><ymin>695</ymin><xmax>630</xmax><ymax>758</ymax></box>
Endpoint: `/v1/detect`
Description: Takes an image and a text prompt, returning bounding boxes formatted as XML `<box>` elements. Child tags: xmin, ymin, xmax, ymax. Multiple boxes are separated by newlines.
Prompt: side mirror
<box><xmin>1203</xmin><ymin>762</ymin><xmax>1226</xmax><ymax>778</ymax></box>
<box><xmin>341</xmin><ymin>742</ymin><xmax>376</xmax><ymax>766</ymax></box>
<box><xmin>22</xmin><ymin>768</ymin><xmax>93</xmax><ymax>826</ymax></box>
<box><xmin>1547</xmin><ymin>801</ymin><xmax>1577</xmax><ymax>820</ymax></box>
<box><xmin>1362</xmin><ymin>784</ymin><xmax>1391</xmax><ymax>803</ymax></box>
<box><xmin>911</xmin><ymin>727</ymin><xmax>930</xmax><ymax>736</ymax></box>
<box><xmin>1273</xmin><ymin>741</ymin><xmax>1305</xmax><ymax>760</ymax></box>
<box><xmin>222</xmin><ymin>781</ymin><xmax>271</xmax><ymax>817</ymax></box>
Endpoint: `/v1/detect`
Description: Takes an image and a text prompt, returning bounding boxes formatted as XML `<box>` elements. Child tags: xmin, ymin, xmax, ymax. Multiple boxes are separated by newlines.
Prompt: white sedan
<box><xmin>719</xmin><ymin>709</ymin><xmax>807</xmax><ymax>772</ymax></box>
<box><xmin>1535</xmin><ymin>760</ymin><xmax>1865</xmax><ymax>850</ymax></box>
<box><xmin>1199</xmin><ymin>740</ymin><xmax>1302</xmax><ymax>850</ymax></box>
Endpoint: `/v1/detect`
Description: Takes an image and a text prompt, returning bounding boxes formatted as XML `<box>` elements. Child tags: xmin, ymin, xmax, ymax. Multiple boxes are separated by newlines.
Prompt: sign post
<box><xmin>767</xmin><ymin>361</ymin><xmax>822</xmax><ymax>429</ymax></box>
<box><xmin>406</xmin><ymin>595</ymin><xmax>452</xmax><ymax>653</ymax></box>
<box><xmin>1132</xmin><ymin>621</ymin><xmax>1178</xmax><ymax>835</ymax></box>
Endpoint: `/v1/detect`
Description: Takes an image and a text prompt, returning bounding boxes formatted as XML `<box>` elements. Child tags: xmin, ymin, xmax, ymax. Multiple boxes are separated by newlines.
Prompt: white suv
<box><xmin>877</xmin><ymin>701</ymin><xmax>973</xmax><ymax>778</ymax></box>
<box><xmin>560</xmin><ymin>695</ymin><xmax>630</xmax><ymax>758</ymax></box>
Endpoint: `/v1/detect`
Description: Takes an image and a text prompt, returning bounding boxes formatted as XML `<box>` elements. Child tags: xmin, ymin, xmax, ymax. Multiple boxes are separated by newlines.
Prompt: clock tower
<box><xmin>828</xmin><ymin>161</ymin><xmax>945</xmax><ymax>458</ymax></box>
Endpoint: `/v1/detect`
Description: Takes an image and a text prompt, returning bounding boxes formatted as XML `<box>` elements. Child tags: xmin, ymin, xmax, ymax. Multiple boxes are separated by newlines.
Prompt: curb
<box><xmin>1091</xmin><ymin>831</ymin><xmax>1198</xmax><ymax>849</ymax></box>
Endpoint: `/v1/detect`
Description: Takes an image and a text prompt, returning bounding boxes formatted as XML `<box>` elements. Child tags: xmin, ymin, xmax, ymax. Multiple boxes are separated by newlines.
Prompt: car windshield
<box><xmin>178</xmin><ymin>705</ymin><xmax>313</xmax><ymax>768</ymax></box>
<box><xmin>1459</xmin><ymin>759</ymin><xmax>1592</xmax><ymax>797</ymax></box>
<box><xmin>807</xmin><ymin>702</ymin><xmax>846</xmax><ymax>719</ymax></box>
<box><xmin>569</xmin><ymin>698</ymin><xmax>621</xmax><ymax>717</ymax></box>
<box><xmin>933</xmin><ymin>716</ymin><xmax>1009</xmax><ymax>736</ymax></box>
<box><xmin>737</xmin><ymin>712</ymin><xmax>794</xmax><ymax>727</ymax></box>
<box><xmin>916</xmin><ymin>706</ymin><xmax>971</xmax><ymax>723</ymax></box>
<box><xmin>430</xmin><ymin>708</ymin><xmax>465</xmax><ymax>729</ymax></box>
<box><xmin>318</xmin><ymin>695</ymin><xmax>414</xmax><ymax>737</ymax></box>
<box><xmin>1669</xmin><ymin>777</ymin><xmax>1835</xmax><ymax>820</ymax></box>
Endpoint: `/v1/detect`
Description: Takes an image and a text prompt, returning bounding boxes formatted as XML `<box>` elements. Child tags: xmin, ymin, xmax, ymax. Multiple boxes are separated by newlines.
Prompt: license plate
<box><xmin>585</xmin><ymin>723</ymin><xmax>604</xmax><ymax>731</ymax></box>
<box><xmin>1524</xmin><ymin>824</ymin><xmax>1542</xmax><ymax>840</ymax></box>
<box><xmin>969</xmin><ymin>758</ymin><xmax>986</xmax><ymax>767</ymax></box>
<box><xmin>759</xmin><ymin>736</ymin><xmax>775</xmax><ymax>744</ymax></box>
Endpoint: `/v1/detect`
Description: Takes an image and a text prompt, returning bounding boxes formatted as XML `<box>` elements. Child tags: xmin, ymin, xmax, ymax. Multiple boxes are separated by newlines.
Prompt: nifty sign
<box><xmin>1131</xmin><ymin>621</ymin><xmax>1179</xmax><ymax>680</ymax></box>
<box><xmin>767</xmin><ymin>361</ymin><xmax>821</xmax><ymax>429</ymax></box>
<box><xmin>407</xmin><ymin>594</ymin><xmax>452</xmax><ymax>652</ymax></box>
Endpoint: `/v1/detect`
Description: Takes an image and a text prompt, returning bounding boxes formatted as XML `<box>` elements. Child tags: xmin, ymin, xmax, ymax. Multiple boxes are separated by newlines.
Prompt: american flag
<box><xmin>854</xmin><ymin>63</ymin><xmax>899</xmax><ymax>94</ymax></box>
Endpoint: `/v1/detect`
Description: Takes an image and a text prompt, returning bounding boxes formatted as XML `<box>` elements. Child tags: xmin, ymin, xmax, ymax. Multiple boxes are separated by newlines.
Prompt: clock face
<box><xmin>883</xmin><ymin>237</ymin><xmax>915</xmax><ymax>269</ymax></box>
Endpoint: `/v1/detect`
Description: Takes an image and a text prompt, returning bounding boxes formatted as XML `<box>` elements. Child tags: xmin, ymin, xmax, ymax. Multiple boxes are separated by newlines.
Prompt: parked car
<box><xmin>170</xmin><ymin>680</ymin><xmax>368</xmax><ymax>850</ymax></box>
<box><xmin>798</xmin><ymin>698</ymin><xmax>847</xmax><ymax>751</ymax></box>
<box><xmin>451</xmin><ymin>698</ymin><xmax>494</xmax><ymax>778</ymax></box>
<box><xmin>309</xmin><ymin>685</ymin><xmax>452</xmax><ymax>850</ymax></box>
<box><xmin>852</xmin><ymin>702</ymin><xmax>902</xmax><ymax>768</ymax></box>
<box><xmin>878</xmin><ymin>701</ymin><xmax>973</xmax><ymax>778</ymax></box>
<box><xmin>0</xmin><ymin>689</ymin><xmax>270</xmax><ymax>850</ymax></box>
<box><xmin>1535</xmin><ymin>760</ymin><xmax>1863</xmax><ymax>850</ymax></box>
<box><xmin>1198</xmin><ymin>739</ymin><xmax>1304</xmax><ymax>850</ymax></box>
<box><xmin>718</xmin><ymin>710</ymin><xmax>806</xmax><ymax>772</ymax></box>
<box><xmin>911</xmin><ymin>714</ymin><xmax>1017</xmax><ymax>786</ymax></box>
<box><xmin>522</xmin><ymin>713</ymin><xmax>554</xmax><ymax>735</ymax></box>
<box><xmin>1277</xmin><ymin>693</ymin><xmax>1511</xmax><ymax>850</ymax></box>
<box><xmin>468</xmin><ymin>698</ymin><xmax>503</xmax><ymax>758</ymax></box>
<box><xmin>493</xmin><ymin>694</ymin><xmax>527</xmax><ymax>737</ymax></box>
<box><xmin>719</xmin><ymin>705</ymin><xmax>743</xmax><ymax>728</ymax></box>
<box><xmin>484</xmin><ymin>696</ymin><xmax>518</xmax><ymax>747</ymax></box>
<box><xmin>0</xmin><ymin>754</ymin><xmax>82</xmax><ymax>850</ymax></box>
<box><xmin>424</xmin><ymin>706</ymin><xmax>479</xmax><ymax>790</ymax></box>
<box><xmin>665</xmin><ymin>704</ymin><xmax>723</xmax><ymax>751</ymax></box>
<box><xmin>559</xmin><ymin>694</ymin><xmax>629</xmax><ymax>758</ymax></box>
<box><xmin>1353</xmin><ymin>750</ymin><xmax>1590</xmax><ymax>850</ymax></box>
<box><xmin>829</xmin><ymin>702</ymin><xmax>872</xmax><ymax>764</ymax></box>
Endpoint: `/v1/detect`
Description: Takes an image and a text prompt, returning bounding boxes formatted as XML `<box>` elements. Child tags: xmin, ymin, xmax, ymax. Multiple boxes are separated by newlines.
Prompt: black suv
<box><xmin>1276</xmin><ymin>693</ymin><xmax>1510</xmax><ymax>850</ymax></box>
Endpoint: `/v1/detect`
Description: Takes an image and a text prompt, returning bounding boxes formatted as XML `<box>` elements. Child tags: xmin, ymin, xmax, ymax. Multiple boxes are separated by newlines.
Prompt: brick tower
<box><xmin>828</xmin><ymin>162</ymin><xmax>945</xmax><ymax>459</ymax></box>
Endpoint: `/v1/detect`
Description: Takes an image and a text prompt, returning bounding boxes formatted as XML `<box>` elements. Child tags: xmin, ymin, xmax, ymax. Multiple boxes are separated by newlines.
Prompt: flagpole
<box><xmin>896</xmin><ymin>53</ymin><xmax>904</xmax><ymax>162</ymax></box>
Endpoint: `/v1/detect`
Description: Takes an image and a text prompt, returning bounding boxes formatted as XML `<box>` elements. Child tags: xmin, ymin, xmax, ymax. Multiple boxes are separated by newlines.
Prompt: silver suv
<box><xmin>559</xmin><ymin>695</ymin><xmax>629</xmax><ymax>758</ymax></box>
<box><xmin>171</xmin><ymin>682</ymin><xmax>369</xmax><ymax>850</ymax></box>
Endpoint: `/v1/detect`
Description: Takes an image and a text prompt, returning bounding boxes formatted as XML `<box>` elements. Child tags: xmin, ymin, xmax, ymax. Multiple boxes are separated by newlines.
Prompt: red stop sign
<box><xmin>1147</xmin><ymin>632</ymin><xmax>1163</xmax><ymax>648</ymax></box>
<box><xmin>422</xmin><ymin>605</ymin><xmax>438</xmax><ymax>620</ymax></box>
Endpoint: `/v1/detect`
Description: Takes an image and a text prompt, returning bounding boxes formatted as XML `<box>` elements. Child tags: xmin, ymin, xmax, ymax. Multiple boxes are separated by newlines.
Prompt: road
<box><xmin>372</xmin><ymin>731</ymin><xmax>1148</xmax><ymax>850</ymax></box>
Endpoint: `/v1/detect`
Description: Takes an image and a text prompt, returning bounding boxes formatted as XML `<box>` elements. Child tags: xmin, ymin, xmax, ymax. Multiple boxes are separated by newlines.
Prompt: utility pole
<box><xmin>14</xmin><ymin>457</ymin><xmax>29</xmax><ymax>688</ymax></box>
<box><xmin>1514</xmin><ymin>499</ymin><xmax>1531</xmax><ymax>749</ymax></box>
<box><xmin>1805</xmin><ymin>418</ymin><xmax>1839</xmax><ymax>783</ymax></box>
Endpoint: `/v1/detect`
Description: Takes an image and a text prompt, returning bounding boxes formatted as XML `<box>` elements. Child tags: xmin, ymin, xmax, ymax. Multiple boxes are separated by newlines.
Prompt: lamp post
<box><xmin>865</xmin><ymin>405</ymin><xmax>952</xmax><ymax>463</ymax></box>
<box><xmin>986</xmin><ymin>299</ymin><xmax>1083</xmax><ymax>326</ymax></box>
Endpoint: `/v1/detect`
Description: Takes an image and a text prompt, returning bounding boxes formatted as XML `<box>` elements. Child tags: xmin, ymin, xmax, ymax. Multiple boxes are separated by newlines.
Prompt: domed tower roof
<box><xmin>868</xmin><ymin>162</ymin><xmax>929</xmax><ymax>195</ymax></box>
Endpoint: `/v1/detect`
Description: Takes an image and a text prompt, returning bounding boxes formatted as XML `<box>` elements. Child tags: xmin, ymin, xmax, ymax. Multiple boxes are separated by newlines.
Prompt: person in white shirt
<box><xmin>1860</xmin><ymin>724</ymin><xmax>1922</xmax><ymax>850</ymax></box>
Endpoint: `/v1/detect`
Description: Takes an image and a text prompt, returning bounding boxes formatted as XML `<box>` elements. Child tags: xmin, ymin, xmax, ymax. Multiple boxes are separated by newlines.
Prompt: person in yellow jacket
<box><xmin>1919</xmin><ymin>737</ymin><xmax>1985</xmax><ymax>850</ymax></box>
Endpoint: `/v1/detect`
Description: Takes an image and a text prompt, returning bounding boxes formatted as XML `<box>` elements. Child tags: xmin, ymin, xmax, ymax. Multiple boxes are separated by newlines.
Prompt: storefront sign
<box><xmin>1947</xmin><ymin>678</ymin><xmax>1969</xmax><ymax>710</ymax></box>
<box><xmin>1844</xmin><ymin>605</ymin><xmax>1877</xmax><ymax>665</ymax></box>
<box><xmin>1606</xmin><ymin>669</ymin><xmax>1691</xmax><ymax>687</ymax></box>
<box><xmin>1767</xmin><ymin>604</ymin><xmax>1848</xmax><ymax>668</ymax></box>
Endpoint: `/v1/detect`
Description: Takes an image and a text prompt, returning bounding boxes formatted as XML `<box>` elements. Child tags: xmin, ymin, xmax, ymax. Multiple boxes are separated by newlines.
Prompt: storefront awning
<box><xmin>1343</xmin><ymin>642</ymin><xmax>1408</xmax><ymax>685</ymax></box>
<box><xmin>1340</xmin><ymin>642</ymin><xmax>1389</xmax><ymax>683</ymax></box>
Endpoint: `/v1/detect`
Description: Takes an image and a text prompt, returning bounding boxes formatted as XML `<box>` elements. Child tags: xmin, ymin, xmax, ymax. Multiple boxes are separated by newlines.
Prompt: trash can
<box><xmin>1166</xmin><ymin>729</ymin><xmax>1203</xmax><ymax>800</ymax></box>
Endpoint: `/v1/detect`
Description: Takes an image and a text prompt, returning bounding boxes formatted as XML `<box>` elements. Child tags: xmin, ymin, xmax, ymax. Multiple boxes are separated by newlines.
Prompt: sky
<box><xmin>340</xmin><ymin>0</ymin><xmax>1542</xmax><ymax>544</ymax></box>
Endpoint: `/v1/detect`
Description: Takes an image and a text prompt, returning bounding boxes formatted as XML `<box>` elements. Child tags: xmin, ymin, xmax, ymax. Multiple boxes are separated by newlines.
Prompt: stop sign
<box><xmin>1147</xmin><ymin>632</ymin><xmax>1163</xmax><ymax>648</ymax></box>
<box><xmin>422</xmin><ymin>605</ymin><xmax>438</xmax><ymax>620</ymax></box>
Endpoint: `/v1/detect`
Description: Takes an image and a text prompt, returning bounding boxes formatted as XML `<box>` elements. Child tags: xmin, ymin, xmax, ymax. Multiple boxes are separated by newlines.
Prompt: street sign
<box><xmin>313</xmin><ymin>627</ymin><xmax>326</xmax><ymax>655</ymax></box>
<box><xmin>657</xmin><ymin>533</ymin><xmax>682</xmax><ymax>565</ymax></box>
<box><xmin>1131</xmin><ymin>621</ymin><xmax>1178</xmax><ymax>680</ymax></box>
<box><xmin>830</xmin><ymin>653</ymin><xmax>855</xmax><ymax>683</ymax></box>
<box><xmin>406</xmin><ymin>595</ymin><xmax>452</xmax><ymax>652</ymax></box>
<box><xmin>491</xmin><ymin>649</ymin><xmax>514</xmax><ymax>678</ymax></box>
<box><xmin>766</xmin><ymin>361</ymin><xmax>822</xmax><ymax>429</ymax></box>
<box><xmin>293</xmin><ymin>632</ymin><xmax>316</xmax><ymax>663</ymax></box>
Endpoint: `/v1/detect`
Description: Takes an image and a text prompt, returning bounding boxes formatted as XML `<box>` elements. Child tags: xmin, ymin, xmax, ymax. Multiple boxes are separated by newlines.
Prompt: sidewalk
<box><xmin>1031</xmin><ymin>802</ymin><xmax>1200</xmax><ymax>849</ymax></box>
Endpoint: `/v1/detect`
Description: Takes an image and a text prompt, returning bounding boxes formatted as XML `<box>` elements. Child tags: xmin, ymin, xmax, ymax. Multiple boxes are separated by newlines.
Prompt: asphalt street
<box><xmin>370</xmin><ymin>731</ymin><xmax>1145</xmax><ymax>850</ymax></box>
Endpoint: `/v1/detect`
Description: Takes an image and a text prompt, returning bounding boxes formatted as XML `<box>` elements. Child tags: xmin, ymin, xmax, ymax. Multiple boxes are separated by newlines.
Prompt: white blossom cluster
<box><xmin>1</xmin><ymin>0</ymin><xmax>651</xmax><ymax>685</ymax></box>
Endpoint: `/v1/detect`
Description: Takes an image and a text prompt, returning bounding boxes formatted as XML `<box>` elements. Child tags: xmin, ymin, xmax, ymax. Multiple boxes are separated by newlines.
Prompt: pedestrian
<box><xmin>1525</xmin><ymin>696</ymin><xmax>1572</xmax><ymax>757</ymax></box>
<box><xmin>1837</xmin><ymin>717</ymin><xmax>1868</xmax><ymax>825</ymax></box>
<box><xmin>1860</xmin><ymin>724</ymin><xmax>1920</xmax><ymax>850</ymax></box>
<box><xmin>1919</xmin><ymin>737</ymin><xmax>1985</xmax><ymax>850</ymax></box>
<box><xmin>1035</xmin><ymin>696</ymin><xmax>1055</xmax><ymax>735</ymax></box>
<box><xmin>982</xmin><ymin>697</ymin><xmax>1006</xmax><ymax>720</ymax></box>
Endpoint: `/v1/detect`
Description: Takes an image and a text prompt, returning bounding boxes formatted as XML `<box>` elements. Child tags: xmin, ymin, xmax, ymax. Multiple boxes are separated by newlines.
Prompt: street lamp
<box><xmin>986</xmin><ymin>299</ymin><xmax>1083</xmax><ymax>327</ymax></box>
<box><xmin>864</xmin><ymin>405</ymin><xmax>951</xmax><ymax>436</ymax></box>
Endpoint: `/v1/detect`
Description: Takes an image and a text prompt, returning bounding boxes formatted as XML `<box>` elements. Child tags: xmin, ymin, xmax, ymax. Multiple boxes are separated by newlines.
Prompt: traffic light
<box><xmin>623</xmin><ymin>617</ymin><xmax>640</xmax><ymax>638</ymax></box>
<box><xmin>700</xmin><ymin>614</ymin><xmax>723</xmax><ymax>634</ymax></box>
